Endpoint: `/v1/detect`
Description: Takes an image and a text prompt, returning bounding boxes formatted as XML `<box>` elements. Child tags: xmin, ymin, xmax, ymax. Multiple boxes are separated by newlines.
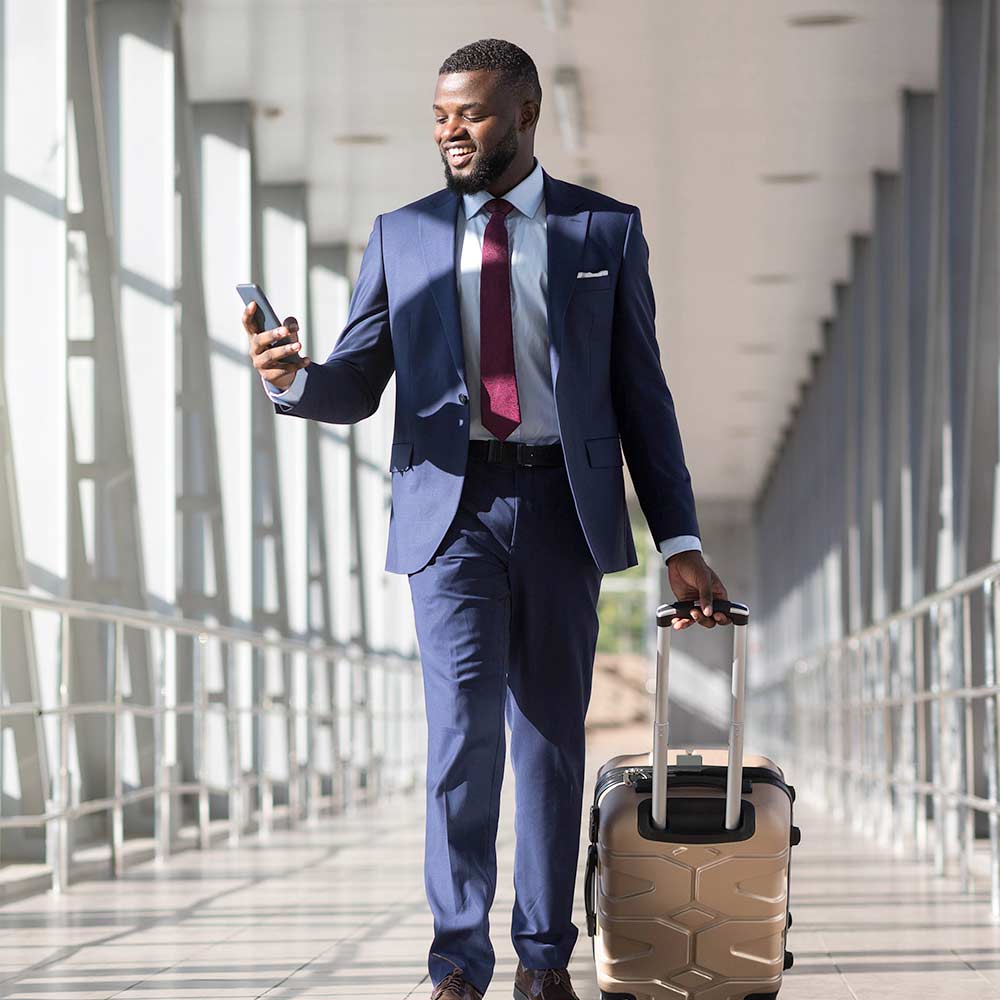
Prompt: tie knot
<box><xmin>485</xmin><ymin>198</ymin><xmax>514</xmax><ymax>219</ymax></box>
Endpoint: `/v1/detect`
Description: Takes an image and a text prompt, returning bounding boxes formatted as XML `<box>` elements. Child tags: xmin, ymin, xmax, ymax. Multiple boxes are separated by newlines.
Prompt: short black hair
<box><xmin>438</xmin><ymin>38</ymin><xmax>542</xmax><ymax>104</ymax></box>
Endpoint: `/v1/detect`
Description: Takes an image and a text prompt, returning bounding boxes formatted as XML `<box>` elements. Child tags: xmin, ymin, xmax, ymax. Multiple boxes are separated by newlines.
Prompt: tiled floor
<box><xmin>3</xmin><ymin>725</ymin><xmax>1000</xmax><ymax>999</ymax></box>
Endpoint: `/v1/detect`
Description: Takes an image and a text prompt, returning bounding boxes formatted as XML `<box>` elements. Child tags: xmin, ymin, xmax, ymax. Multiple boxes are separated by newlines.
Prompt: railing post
<box><xmin>49</xmin><ymin>611</ymin><xmax>72</xmax><ymax>894</ymax></box>
<box><xmin>154</xmin><ymin>626</ymin><xmax>171</xmax><ymax>863</ymax></box>
<box><xmin>227</xmin><ymin>639</ymin><xmax>242</xmax><ymax>845</ymax></box>
<box><xmin>959</xmin><ymin>591</ymin><xmax>975</xmax><ymax>893</ymax></box>
<box><xmin>111</xmin><ymin>620</ymin><xmax>125</xmax><ymax>876</ymax></box>
<box><xmin>306</xmin><ymin>649</ymin><xmax>320</xmax><ymax>823</ymax></box>
<box><xmin>914</xmin><ymin>614</ymin><xmax>929</xmax><ymax>860</ymax></box>
<box><xmin>983</xmin><ymin>577</ymin><xmax>1000</xmax><ymax>919</ymax></box>
<box><xmin>929</xmin><ymin>602</ymin><xmax>946</xmax><ymax>874</ymax></box>
<box><xmin>196</xmin><ymin>634</ymin><xmax>210</xmax><ymax>850</ymax></box>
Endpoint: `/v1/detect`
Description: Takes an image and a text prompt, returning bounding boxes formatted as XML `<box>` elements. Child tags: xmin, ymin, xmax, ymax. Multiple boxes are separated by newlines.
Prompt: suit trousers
<box><xmin>407</xmin><ymin>455</ymin><xmax>604</xmax><ymax>995</ymax></box>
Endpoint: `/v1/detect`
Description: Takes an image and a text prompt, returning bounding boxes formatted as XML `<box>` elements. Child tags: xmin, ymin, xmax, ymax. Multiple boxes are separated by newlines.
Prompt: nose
<box><xmin>438</xmin><ymin>116</ymin><xmax>469</xmax><ymax>145</ymax></box>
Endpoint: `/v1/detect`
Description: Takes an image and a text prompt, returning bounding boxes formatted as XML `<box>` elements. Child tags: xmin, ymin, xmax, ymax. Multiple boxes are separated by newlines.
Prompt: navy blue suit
<box><xmin>272</xmin><ymin>169</ymin><xmax>699</xmax><ymax>574</ymax></box>
<box><xmin>272</xmin><ymin>169</ymin><xmax>699</xmax><ymax>993</ymax></box>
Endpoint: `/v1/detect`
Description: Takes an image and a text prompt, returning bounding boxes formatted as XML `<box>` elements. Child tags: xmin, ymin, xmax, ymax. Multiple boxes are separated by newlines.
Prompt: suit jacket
<box><xmin>271</xmin><ymin>168</ymin><xmax>699</xmax><ymax>576</ymax></box>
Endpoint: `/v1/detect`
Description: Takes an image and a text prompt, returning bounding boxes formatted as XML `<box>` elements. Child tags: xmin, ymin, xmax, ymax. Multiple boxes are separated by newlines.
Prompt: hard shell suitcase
<box><xmin>583</xmin><ymin>599</ymin><xmax>799</xmax><ymax>1000</ymax></box>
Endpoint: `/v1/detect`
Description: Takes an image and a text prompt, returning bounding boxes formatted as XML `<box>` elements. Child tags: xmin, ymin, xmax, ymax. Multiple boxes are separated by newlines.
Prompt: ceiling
<box><xmin>181</xmin><ymin>0</ymin><xmax>939</xmax><ymax>501</ymax></box>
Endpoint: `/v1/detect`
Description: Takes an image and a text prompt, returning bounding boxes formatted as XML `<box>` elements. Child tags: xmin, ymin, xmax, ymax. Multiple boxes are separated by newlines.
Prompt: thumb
<box><xmin>698</xmin><ymin>570</ymin><xmax>714</xmax><ymax>617</ymax></box>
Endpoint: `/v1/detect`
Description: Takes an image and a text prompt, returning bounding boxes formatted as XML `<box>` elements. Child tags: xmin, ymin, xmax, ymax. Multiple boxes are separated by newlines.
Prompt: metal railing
<box><xmin>0</xmin><ymin>585</ymin><xmax>424</xmax><ymax>894</ymax></box>
<box><xmin>756</xmin><ymin>559</ymin><xmax>1000</xmax><ymax>917</ymax></box>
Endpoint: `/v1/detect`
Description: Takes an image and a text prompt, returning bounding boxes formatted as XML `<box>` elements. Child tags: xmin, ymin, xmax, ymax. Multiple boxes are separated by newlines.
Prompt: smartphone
<box><xmin>236</xmin><ymin>283</ymin><xmax>302</xmax><ymax>363</ymax></box>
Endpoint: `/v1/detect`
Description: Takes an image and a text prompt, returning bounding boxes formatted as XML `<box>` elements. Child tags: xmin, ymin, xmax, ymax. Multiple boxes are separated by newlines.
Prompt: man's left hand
<box><xmin>666</xmin><ymin>551</ymin><xmax>730</xmax><ymax>630</ymax></box>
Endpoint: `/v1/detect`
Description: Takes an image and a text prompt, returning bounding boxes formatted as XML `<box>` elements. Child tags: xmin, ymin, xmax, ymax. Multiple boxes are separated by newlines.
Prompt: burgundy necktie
<box><xmin>479</xmin><ymin>198</ymin><xmax>520</xmax><ymax>440</ymax></box>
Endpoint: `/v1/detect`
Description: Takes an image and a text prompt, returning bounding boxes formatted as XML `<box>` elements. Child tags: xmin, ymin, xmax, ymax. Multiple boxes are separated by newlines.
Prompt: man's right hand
<box><xmin>243</xmin><ymin>301</ymin><xmax>311</xmax><ymax>392</ymax></box>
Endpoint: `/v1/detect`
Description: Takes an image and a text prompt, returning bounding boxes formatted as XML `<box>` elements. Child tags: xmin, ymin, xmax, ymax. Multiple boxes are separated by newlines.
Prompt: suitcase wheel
<box><xmin>790</xmin><ymin>825</ymin><xmax>801</xmax><ymax>847</ymax></box>
<box><xmin>600</xmin><ymin>993</ymin><xmax>637</xmax><ymax>1000</ymax></box>
<box><xmin>787</xmin><ymin>910</ymin><xmax>793</xmax><ymax>929</ymax></box>
<box><xmin>744</xmin><ymin>993</ymin><xmax>779</xmax><ymax>999</ymax></box>
<box><xmin>784</xmin><ymin>949</ymin><xmax>794</xmax><ymax>970</ymax></box>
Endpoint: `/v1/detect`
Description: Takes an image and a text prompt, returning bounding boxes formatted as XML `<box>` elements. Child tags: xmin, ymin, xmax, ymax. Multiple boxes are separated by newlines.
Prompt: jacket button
<box><xmin>459</xmin><ymin>393</ymin><xmax>469</xmax><ymax>405</ymax></box>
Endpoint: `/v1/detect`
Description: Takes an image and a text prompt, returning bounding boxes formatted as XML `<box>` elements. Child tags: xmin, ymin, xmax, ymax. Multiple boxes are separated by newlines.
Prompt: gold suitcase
<box><xmin>584</xmin><ymin>600</ymin><xmax>799</xmax><ymax>1000</ymax></box>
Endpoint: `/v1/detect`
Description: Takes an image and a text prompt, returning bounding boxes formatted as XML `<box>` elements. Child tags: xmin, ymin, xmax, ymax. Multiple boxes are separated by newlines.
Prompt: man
<box><xmin>243</xmin><ymin>38</ymin><xmax>729</xmax><ymax>1000</ymax></box>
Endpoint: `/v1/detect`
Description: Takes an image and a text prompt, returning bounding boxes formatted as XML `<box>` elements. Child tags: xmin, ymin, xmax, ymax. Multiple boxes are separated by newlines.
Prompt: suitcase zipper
<box><xmin>593</xmin><ymin>764</ymin><xmax>794</xmax><ymax>806</ymax></box>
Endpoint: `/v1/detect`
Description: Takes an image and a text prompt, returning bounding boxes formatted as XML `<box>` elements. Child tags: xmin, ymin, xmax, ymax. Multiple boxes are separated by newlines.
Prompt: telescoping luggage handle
<box><xmin>652</xmin><ymin>598</ymin><xmax>750</xmax><ymax>832</ymax></box>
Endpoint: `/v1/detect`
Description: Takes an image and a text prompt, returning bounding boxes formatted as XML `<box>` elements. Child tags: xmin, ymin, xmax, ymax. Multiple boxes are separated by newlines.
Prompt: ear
<box><xmin>520</xmin><ymin>98</ymin><xmax>540</xmax><ymax>132</ymax></box>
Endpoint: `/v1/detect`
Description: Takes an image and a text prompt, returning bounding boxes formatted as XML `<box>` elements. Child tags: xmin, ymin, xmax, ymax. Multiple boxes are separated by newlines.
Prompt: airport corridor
<box><xmin>4</xmin><ymin>724</ymin><xmax>1000</xmax><ymax>1000</ymax></box>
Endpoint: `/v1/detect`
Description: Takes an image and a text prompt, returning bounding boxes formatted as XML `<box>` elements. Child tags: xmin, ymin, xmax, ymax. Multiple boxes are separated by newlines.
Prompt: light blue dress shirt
<box><xmin>262</xmin><ymin>159</ymin><xmax>700</xmax><ymax>565</ymax></box>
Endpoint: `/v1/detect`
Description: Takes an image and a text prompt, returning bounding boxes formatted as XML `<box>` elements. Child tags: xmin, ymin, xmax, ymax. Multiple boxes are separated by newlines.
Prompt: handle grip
<box><xmin>657</xmin><ymin>598</ymin><xmax>749</xmax><ymax>627</ymax></box>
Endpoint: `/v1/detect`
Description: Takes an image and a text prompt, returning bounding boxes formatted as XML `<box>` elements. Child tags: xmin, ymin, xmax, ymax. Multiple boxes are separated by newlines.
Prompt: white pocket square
<box><xmin>576</xmin><ymin>269</ymin><xmax>608</xmax><ymax>279</ymax></box>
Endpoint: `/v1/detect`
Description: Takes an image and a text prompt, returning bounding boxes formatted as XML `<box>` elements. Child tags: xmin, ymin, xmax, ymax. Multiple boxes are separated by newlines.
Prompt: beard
<box><xmin>440</xmin><ymin>122</ymin><xmax>519</xmax><ymax>195</ymax></box>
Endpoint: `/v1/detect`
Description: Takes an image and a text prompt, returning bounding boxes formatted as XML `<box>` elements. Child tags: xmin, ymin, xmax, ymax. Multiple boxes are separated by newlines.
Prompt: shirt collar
<box><xmin>462</xmin><ymin>157</ymin><xmax>545</xmax><ymax>221</ymax></box>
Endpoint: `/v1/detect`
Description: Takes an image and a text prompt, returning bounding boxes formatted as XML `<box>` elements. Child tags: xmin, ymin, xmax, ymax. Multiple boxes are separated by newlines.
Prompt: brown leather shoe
<box><xmin>513</xmin><ymin>960</ymin><xmax>580</xmax><ymax>1000</ymax></box>
<box><xmin>429</xmin><ymin>953</ymin><xmax>484</xmax><ymax>1000</ymax></box>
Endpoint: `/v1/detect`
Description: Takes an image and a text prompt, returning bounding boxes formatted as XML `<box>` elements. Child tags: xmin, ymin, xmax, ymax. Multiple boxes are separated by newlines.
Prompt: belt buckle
<box><xmin>487</xmin><ymin>439</ymin><xmax>504</xmax><ymax>463</ymax></box>
<box><xmin>519</xmin><ymin>443</ymin><xmax>535</xmax><ymax>467</ymax></box>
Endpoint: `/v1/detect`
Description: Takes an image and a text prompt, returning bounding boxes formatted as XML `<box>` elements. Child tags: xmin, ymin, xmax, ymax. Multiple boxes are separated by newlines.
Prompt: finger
<box><xmin>253</xmin><ymin>327</ymin><xmax>295</xmax><ymax>357</ymax></box>
<box><xmin>698</xmin><ymin>575</ymin><xmax>714</xmax><ymax>618</ymax></box>
<box><xmin>242</xmin><ymin>301</ymin><xmax>262</xmax><ymax>336</ymax></box>
<box><xmin>260</xmin><ymin>341</ymin><xmax>303</xmax><ymax>367</ymax></box>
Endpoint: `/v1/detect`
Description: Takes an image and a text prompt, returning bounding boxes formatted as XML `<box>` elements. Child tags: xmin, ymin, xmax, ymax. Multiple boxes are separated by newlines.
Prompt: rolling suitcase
<box><xmin>583</xmin><ymin>599</ymin><xmax>799</xmax><ymax>1000</ymax></box>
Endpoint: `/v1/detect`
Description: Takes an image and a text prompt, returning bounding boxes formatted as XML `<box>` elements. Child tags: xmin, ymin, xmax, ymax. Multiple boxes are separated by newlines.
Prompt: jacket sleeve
<box><xmin>610</xmin><ymin>206</ymin><xmax>700</xmax><ymax>544</ymax></box>
<box><xmin>271</xmin><ymin>214</ymin><xmax>394</xmax><ymax>424</ymax></box>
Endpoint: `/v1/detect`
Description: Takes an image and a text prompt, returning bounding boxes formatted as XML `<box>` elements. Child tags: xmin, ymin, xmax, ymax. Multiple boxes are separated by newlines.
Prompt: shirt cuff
<box><xmin>657</xmin><ymin>535</ymin><xmax>702</xmax><ymax>564</ymax></box>
<box><xmin>263</xmin><ymin>367</ymin><xmax>308</xmax><ymax>408</ymax></box>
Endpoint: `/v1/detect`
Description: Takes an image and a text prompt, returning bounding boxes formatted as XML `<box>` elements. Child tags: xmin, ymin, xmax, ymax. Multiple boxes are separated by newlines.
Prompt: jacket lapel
<box><xmin>417</xmin><ymin>189</ymin><xmax>466</xmax><ymax>383</ymax></box>
<box><xmin>415</xmin><ymin>171</ymin><xmax>591</xmax><ymax>389</ymax></box>
<box><xmin>543</xmin><ymin>170</ymin><xmax>591</xmax><ymax>386</ymax></box>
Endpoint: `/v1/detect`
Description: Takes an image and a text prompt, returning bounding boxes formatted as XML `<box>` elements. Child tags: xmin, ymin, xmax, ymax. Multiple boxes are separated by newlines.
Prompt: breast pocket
<box><xmin>576</xmin><ymin>270</ymin><xmax>612</xmax><ymax>292</ymax></box>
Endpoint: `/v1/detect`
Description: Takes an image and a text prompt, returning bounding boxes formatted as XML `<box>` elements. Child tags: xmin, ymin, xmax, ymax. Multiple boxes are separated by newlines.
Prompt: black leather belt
<box><xmin>468</xmin><ymin>439</ymin><xmax>564</xmax><ymax>467</ymax></box>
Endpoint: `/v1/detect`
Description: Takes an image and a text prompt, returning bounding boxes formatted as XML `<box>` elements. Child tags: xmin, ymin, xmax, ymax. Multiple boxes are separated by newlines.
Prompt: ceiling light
<box><xmin>788</xmin><ymin>12</ymin><xmax>859</xmax><ymax>27</ymax></box>
<box><xmin>761</xmin><ymin>172</ymin><xmax>819</xmax><ymax>184</ymax></box>
<box><xmin>553</xmin><ymin>67</ymin><xmax>584</xmax><ymax>154</ymax></box>
<box><xmin>334</xmin><ymin>134</ymin><xmax>387</xmax><ymax>145</ymax></box>
<box><xmin>540</xmin><ymin>0</ymin><xmax>570</xmax><ymax>30</ymax></box>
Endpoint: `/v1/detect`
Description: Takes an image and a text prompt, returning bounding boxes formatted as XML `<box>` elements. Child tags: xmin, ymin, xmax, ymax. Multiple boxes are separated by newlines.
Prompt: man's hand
<box><xmin>243</xmin><ymin>301</ymin><xmax>311</xmax><ymax>392</ymax></box>
<box><xmin>666</xmin><ymin>551</ymin><xmax>730</xmax><ymax>630</ymax></box>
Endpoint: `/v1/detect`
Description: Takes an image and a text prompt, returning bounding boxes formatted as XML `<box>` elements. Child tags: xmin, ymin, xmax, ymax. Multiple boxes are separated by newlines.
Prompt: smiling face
<box><xmin>433</xmin><ymin>68</ymin><xmax>539</xmax><ymax>196</ymax></box>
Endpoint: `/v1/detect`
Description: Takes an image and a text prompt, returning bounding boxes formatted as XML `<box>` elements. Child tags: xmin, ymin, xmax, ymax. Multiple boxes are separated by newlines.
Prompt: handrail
<box><xmin>755</xmin><ymin>557</ymin><xmax>1000</xmax><ymax>920</ymax></box>
<box><xmin>0</xmin><ymin>585</ymin><xmax>425</xmax><ymax>896</ymax></box>
<box><xmin>0</xmin><ymin>584</ymin><xmax>412</xmax><ymax>662</ymax></box>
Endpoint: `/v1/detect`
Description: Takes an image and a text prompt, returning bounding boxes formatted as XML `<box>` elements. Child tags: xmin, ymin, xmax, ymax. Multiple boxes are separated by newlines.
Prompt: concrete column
<box><xmin>258</xmin><ymin>184</ymin><xmax>309</xmax><ymax>804</ymax></box>
<box><xmin>0</xmin><ymin>0</ymin><xmax>66</xmax><ymax>860</ymax></box>
<box><xmin>309</xmin><ymin>245</ymin><xmax>352</xmax><ymax>792</ymax></box>
<box><xmin>96</xmin><ymin>0</ymin><xmax>176</xmax><ymax>614</ymax></box>
<box><xmin>192</xmin><ymin>101</ymin><xmax>255</xmax><ymax>799</ymax></box>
